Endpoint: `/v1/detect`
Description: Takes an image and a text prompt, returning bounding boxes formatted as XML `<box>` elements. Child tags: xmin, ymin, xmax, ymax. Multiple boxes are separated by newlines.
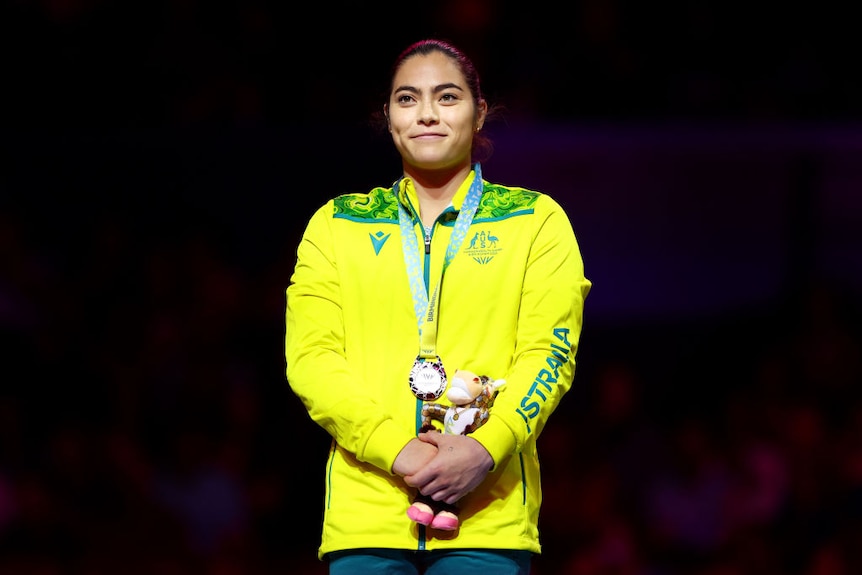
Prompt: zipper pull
<box><xmin>424</xmin><ymin>228</ymin><xmax>431</xmax><ymax>254</ymax></box>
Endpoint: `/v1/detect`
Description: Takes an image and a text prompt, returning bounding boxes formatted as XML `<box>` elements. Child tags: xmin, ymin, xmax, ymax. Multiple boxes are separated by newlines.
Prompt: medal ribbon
<box><xmin>397</xmin><ymin>164</ymin><xmax>484</xmax><ymax>360</ymax></box>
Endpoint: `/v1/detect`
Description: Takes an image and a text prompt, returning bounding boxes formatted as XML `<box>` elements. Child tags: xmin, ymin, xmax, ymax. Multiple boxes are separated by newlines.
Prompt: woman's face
<box><xmin>387</xmin><ymin>51</ymin><xmax>486</xmax><ymax>172</ymax></box>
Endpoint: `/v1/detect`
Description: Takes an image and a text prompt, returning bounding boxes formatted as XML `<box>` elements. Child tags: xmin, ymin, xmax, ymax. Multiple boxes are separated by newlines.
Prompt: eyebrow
<box><xmin>393</xmin><ymin>82</ymin><xmax>465</xmax><ymax>95</ymax></box>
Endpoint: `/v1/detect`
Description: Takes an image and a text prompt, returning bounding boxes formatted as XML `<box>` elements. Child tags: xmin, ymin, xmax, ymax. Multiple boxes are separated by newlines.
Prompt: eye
<box><xmin>396</xmin><ymin>93</ymin><xmax>415</xmax><ymax>105</ymax></box>
<box><xmin>439</xmin><ymin>93</ymin><xmax>459</xmax><ymax>103</ymax></box>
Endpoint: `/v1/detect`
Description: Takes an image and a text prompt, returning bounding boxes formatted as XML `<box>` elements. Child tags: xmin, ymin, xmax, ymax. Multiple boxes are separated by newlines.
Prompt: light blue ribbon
<box><xmin>397</xmin><ymin>164</ymin><xmax>484</xmax><ymax>359</ymax></box>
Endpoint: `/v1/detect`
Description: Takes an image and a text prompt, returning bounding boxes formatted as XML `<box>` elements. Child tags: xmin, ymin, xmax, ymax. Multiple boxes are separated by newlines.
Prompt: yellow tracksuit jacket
<box><xmin>285</xmin><ymin>169</ymin><xmax>591</xmax><ymax>558</ymax></box>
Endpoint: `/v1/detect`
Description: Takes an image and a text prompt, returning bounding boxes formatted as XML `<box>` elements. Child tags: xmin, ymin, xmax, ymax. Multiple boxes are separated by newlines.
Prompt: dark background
<box><xmin>2</xmin><ymin>1</ymin><xmax>861</xmax><ymax>574</ymax></box>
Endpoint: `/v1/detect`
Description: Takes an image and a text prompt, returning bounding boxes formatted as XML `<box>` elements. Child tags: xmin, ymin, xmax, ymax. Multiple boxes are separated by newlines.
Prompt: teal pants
<box><xmin>327</xmin><ymin>548</ymin><xmax>532</xmax><ymax>575</ymax></box>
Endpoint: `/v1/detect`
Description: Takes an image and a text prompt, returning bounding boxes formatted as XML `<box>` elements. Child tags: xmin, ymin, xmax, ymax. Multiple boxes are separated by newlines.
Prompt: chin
<box><xmin>407</xmin><ymin>155</ymin><xmax>461</xmax><ymax>171</ymax></box>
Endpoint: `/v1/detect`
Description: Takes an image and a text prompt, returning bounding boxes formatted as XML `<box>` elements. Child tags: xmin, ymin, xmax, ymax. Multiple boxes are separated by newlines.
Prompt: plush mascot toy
<box><xmin>406</xmin><ymin>369</ymin><xmax>505</xmax><ymax>531</ymax></box>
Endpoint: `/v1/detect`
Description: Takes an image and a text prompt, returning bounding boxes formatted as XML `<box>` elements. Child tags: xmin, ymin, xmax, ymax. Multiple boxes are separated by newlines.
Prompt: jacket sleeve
<box><xmin>285</xmin><ymin>203</ymin><xmax>414</xmax><ymax>474</ymax></box>
<box><xmin>470</xmin><ymin>195</ymin><xmax>591</xmax><ymax>466</ymax></box>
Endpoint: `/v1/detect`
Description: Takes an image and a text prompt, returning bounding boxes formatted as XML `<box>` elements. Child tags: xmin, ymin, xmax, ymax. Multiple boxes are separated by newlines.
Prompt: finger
<box><xmin>420</xmin><ymin>479</ymin><xmax>448</xmax><ymax>497</ymax></box>
<box><xmin>417</xmin><ymin>431</ymin><xmax>441</xmax><ymax>446</ymax></box>
<box><xmin>438</xmin><ymin>487</ymin><xmax>466</xmax><ymax>504</ymax></box>
<box><xmin>443</xmin><ymin>491</ymin><xmax>470</xmax><ymax>505</ymax></box>
<box><xmin>425</xmin><ymin>487</ymin><xmax>448</xmax><ymax>501</ymax></box>
<box><xmin>411</xmin><ymin>468</ymin><xmax>441</xmax><ymax>490</ymax></box>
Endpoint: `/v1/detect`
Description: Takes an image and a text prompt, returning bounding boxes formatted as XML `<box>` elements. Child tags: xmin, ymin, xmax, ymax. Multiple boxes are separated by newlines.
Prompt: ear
<box><xmin>383</xmin><ymin>104</ymin><xmax>391</xmax><ymax>131</ymax></box>
<box><xmin>475</xmin><ymin>99</ymin><xmax>488</xmax><ymax>132</ymax></box>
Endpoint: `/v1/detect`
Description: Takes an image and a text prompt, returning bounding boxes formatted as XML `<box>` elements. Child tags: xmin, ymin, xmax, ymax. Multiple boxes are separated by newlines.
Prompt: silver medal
<box><xmin>409</xmin><ymin>357</ymin><xmax>447</xmax><ymax>400</ymax></box>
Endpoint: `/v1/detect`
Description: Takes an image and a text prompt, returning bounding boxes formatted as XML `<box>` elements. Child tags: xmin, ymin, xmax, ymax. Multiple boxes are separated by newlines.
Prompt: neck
<box><xmin>403</xmin><ymin>163</ymin><xmax>473</xmax><ymax>227</ymax></box>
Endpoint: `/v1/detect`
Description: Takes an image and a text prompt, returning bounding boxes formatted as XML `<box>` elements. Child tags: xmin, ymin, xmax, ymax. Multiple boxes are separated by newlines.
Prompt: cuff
<box><xmin>468</xmin><ymin>416</ymin><xmax>518</xmax><ymax>472</ymax></box>
<box><xmin>362</xmin><ymin>419</ymin><xmax>416</xmax><ymax>474</ymax></box>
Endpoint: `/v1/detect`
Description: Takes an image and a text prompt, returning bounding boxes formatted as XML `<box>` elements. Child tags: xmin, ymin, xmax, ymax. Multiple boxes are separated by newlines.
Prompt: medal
<box><xmin>409</xmin><ymin>356</ymin><xmax>447</xmax><ymax>400</ymax></box>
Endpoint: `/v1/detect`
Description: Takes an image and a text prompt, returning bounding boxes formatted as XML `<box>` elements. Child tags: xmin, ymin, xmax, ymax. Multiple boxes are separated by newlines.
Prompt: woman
<box><xmin>285</xmin><ymin>38</ymin><xmax>591</xmax><ymax>575</ymax></box>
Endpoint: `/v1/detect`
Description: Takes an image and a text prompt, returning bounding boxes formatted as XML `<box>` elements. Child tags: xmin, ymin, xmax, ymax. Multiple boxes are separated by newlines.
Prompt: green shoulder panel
<box><xmin>332</xmin><ymin>187</ymin><xmax>399</xmax><ymax>222</ymax></box>
<box><xmin>475</xmin><ymin>183</ymin><xmax>540</xmax><ymax>220</ymax></box>
<box><xmin>332</xmin><ymin>183</ymin><xmax>539</xmax><ymax>222</ymax></box>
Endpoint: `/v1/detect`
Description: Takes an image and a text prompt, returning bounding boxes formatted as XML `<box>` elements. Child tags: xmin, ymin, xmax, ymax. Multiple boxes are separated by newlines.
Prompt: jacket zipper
<box><xmin>422</xmin><ymin>225</ymin><xmax>432</xmax><ymax>303</ymax></box>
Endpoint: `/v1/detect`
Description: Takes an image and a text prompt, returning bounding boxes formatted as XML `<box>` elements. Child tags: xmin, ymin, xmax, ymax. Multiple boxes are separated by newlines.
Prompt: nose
<box><xmin>418</xmin><ymin>100</ymin><xmax>439</xmax><ymax>125</ymax></box>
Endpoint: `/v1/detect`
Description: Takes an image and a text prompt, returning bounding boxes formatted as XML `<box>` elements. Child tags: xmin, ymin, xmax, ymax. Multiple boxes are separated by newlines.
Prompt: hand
<box><xmin>393</xmin><ymin>437</ymin><xmax>438</xmax><ymax>477</ymax></box>
<box><xmin>404</xmin><ymin>432</ymin><xmax>494</xmax><ymax>505</ymax></box>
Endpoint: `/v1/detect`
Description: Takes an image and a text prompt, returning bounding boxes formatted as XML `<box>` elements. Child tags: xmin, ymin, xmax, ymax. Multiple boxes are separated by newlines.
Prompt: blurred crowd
<box><xmin>2</xmin><ymin>170</ymin><xmax>861</xmax><ymax>575</ymax></box>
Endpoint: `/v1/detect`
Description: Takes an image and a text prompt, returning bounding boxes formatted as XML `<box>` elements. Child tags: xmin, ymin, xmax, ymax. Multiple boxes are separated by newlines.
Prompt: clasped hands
<box><xmin>393</xmin><ymin>431</ymin><xmax>494</xmax><ymax>505</ymax></box>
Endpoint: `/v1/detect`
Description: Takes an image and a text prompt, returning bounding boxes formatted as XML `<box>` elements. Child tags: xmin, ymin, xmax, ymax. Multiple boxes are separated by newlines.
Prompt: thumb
<box><xmin>418</xmin><ymin>431</ymin><xmax>442</xmax><ymax>446</ymax></box>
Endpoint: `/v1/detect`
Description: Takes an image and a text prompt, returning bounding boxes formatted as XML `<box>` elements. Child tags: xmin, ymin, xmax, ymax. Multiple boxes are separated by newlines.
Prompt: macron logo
<box><xmin>370</xmin><ymin>231</ymin><xmax>391</xmax><ymax>255</ymax></box>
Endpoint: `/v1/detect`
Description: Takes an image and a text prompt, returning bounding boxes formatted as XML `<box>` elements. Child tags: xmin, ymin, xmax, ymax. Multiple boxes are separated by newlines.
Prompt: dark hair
<box><xmin>373</xmin><ymin>39</ymin><xmax>495</xmax><ymax>163</ymax></box>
